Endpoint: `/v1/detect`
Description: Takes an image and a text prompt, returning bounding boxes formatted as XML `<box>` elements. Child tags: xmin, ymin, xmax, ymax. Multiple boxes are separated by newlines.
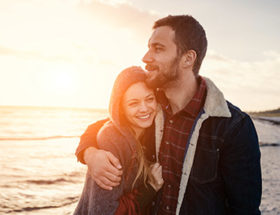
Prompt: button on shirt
<box><xmin>156</xmin><ymin>76</ymin><xmax>207</xmax><ymax>215</ymax></box>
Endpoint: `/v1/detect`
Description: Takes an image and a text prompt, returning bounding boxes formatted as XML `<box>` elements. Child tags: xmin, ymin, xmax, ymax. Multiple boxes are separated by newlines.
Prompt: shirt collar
<box><xmin>156</xmin><ymin>76</ymin><xmax>207</xmax><ymax>118</ymax></box>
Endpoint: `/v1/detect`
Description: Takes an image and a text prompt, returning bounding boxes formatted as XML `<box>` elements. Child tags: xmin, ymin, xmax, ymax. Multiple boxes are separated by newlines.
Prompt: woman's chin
<box><xmin>131</xmin><ymin>119</ymin><xmax>153</xmax><ymax>130</ymax></box>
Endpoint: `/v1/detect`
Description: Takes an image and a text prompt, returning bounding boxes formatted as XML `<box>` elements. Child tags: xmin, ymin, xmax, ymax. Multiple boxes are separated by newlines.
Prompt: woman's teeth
<box><xmin>137</xmin><ymin>114</ymin><xmax>150</xmax><ymax>119</ymax></box>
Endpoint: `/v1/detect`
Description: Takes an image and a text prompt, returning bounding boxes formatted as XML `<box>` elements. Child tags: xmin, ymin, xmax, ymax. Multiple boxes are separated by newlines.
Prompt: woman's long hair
<box><xmin>130</xmin><ymin>129</ymin><xmax>151</xmax><ymax>189</ymax></box>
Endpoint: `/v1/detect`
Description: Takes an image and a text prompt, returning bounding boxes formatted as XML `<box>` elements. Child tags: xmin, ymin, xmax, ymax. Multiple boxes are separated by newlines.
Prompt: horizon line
<box><xmin>0</xmin><ymin>104</ymin><xmax>279</xmax><ymax>113</ymax></box>
<box><xmin>0</xmin><ymin>105</ymin><xmax>108</xmax><ymax>112</ymax></box>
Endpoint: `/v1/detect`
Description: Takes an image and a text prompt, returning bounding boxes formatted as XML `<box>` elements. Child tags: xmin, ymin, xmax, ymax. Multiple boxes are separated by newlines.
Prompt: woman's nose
<box><xmin>139</xmin><ymin>102</ymin><xmax>148</xmax><ymax>112</ymax></box>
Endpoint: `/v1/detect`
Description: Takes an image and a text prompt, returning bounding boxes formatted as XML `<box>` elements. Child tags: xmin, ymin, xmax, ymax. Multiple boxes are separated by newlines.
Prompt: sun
<box><xmin>38</xmin><ymin>64</ymin><xmax>78</xmax><ymax>96</ymax></box>
<box><xmin>53</xmin><ymin>71</ymin><xmax>75</xmax><ymax>91</ymax></box>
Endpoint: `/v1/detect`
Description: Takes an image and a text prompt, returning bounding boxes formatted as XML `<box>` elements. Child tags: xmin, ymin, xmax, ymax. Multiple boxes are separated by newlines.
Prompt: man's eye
<box><xmin>155</xmin><ymin>47</ymin><xmax>162</xmax><ymax>52</ymax></box>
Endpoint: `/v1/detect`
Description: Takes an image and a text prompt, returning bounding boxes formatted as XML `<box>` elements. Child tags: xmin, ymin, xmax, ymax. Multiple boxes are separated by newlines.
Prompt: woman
<box><xmin>74</xmin><ymin>66</ymin><xmax>164</xmax><ymax>215</ymax></box>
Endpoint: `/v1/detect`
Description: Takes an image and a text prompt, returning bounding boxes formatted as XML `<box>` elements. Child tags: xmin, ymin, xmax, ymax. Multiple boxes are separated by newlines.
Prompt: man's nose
<box><xmin>142</xmin><ymin>50</ymin><xmax>153</xmax><ymax>64</ymax></box>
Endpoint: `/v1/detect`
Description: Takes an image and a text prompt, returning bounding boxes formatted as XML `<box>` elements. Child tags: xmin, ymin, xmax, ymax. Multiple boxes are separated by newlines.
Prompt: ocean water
<box><xmin>0</xmin><ymin>106</ymin><xmax>279</xmax><ymax>214</ymax></box>
<box><xmin>0</xmin><ymin>106</ymin><xmax>107</xmax><ymax>214</ymax></box>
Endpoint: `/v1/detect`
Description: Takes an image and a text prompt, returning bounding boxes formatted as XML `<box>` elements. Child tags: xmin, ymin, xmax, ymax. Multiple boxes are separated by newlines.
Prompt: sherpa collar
<box><xmin>203</xmin><ymin>77</ymin><xmax>231</xmax><ymax>118</ymax></box>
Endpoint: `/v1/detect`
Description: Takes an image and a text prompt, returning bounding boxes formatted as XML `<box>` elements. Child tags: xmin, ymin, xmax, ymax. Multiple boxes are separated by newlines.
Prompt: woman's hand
<box><xmin>148</xmin><ymin>162</ymin><xmax>164</xmax><ymax>192</ymax></box>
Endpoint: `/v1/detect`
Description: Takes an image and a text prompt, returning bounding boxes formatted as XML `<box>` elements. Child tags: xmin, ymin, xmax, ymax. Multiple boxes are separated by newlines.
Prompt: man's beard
<box><xmin>145</xmin><ymin>57</ymin><xmax>180</xmax><ymax>89</ymax></box>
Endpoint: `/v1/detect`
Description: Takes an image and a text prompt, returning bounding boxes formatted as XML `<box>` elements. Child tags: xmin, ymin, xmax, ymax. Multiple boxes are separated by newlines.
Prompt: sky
<box><xmin>0</xmin><ymin>0</ymin><xmax>279</xmax><ymax>111</ymax></box>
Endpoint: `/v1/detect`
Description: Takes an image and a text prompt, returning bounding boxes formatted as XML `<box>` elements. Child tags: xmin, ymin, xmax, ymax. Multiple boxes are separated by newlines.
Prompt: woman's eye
<box><xmin>147</xmin><ymin>97</ymin><xmax>155</xmax><ymax>102</ymax></box>
<box><xmin>128</xmin><ymin>102</ymin><xmax>138</xmax><ymax>107</ymax></box>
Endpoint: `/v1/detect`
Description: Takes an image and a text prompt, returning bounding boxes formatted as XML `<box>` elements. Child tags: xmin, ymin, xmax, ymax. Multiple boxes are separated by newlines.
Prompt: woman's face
<box><xmin>122</xmin><ymin>82</ymin><xmax>157</xmax><ymax>135</ymax></box>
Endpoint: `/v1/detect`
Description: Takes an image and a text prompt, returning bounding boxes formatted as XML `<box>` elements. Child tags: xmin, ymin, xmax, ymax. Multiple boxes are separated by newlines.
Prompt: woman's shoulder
<box><xmin>97</xmin><ymin>121</ymin><xmax>127</xmax><ymax>152</ymax></box>
<box><xmin>98</xmin><ymin>120</ymin><xmax>117</xmax><ymax>135</ymax></box>
<box><xmin>97</xmin><ymin>121</ymin><xmax>133</xmax><ymax>167</ymax></box>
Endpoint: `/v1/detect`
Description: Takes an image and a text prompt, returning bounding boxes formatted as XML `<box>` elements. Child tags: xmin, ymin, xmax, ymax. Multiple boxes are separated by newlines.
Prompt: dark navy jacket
<box><xmin>153</xmin><ymin>78</ymin><xmax>261</xmax><ymax>215</ymax></box>
<box><xmin>178</xmin><ymin>102</ymin><xmax>261</xmax><ymax>214</ymax></box>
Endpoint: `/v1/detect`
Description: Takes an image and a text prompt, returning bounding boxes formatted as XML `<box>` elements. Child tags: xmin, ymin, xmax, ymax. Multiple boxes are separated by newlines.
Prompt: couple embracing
<box><xmin>74</xmin><ymin>15</ymin><xmax>262</xmax><ymax>215</ymax></box>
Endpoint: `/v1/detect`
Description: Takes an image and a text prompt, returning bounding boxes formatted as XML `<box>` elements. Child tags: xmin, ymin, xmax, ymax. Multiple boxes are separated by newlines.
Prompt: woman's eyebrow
<box><xmin>146</xmin><ymin>93</ymin><xmax>155</xmax><ymax>98</ymax></box>
<box><xmin>126</xmin><ymin>98</ymin><xmax>139</xmax><ymax>103</ymax></box>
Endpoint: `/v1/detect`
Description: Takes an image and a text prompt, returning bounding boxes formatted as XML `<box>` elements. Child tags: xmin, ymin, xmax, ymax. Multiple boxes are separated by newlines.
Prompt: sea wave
<box><xmin>259</xmin><ymin>142</ymin><xmax>280</xmax><ymax>147</ymax></box>
<box><xmin>24</xmin><ymin>178</ymin><xmax>76</xmax><ymax>185</ymax></box>
<box><xmin>0</xmin><ymin>135</ymin><xmax>79</xmax><ymax>141</ymax></box>
<box><xmin>253</xmin><ymin>117</ymin><xmax>280</xmax><ymax>125</ymax></box>
<box><xmin>0</xmin><ymin>196</ymin><xmax>79</xmax><ymax>213</ymax></box>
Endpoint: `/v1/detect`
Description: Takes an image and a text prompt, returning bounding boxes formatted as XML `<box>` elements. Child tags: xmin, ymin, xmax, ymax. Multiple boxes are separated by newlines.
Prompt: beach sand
<box><xmin>260</xmin><ymin>146</ymin><xmax>280</xmax><ymax>214</ymax></box>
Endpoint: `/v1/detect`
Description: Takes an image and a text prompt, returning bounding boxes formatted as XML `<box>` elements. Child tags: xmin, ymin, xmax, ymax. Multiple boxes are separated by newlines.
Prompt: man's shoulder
<box><xmin>203</xmin><ymin>101</ymin><xmax>253</xmax><ymax>132</ymax></box>
<box><xmin>226</xmin><ymin>101</ymin><xmax>250</xmax><ymax>121</ymax></box>
<box><xmin>222</xmin><ymin>101</ymin><xmax>256</xmax><ymax>135</ymax></box>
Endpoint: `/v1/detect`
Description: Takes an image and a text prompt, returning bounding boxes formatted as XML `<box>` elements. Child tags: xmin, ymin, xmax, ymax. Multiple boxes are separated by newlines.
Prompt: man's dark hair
<box><xmin>153</xmin><ymin>15</ymin><xmax>207</xmax><ymax>75</ymax></box>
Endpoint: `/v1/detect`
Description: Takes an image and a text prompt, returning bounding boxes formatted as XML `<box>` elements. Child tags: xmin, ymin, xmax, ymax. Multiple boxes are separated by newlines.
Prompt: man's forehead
<box><xmin>148</xmin><ymin>26</ymin><xmax>175</xmax><ymax>46</ymax></box>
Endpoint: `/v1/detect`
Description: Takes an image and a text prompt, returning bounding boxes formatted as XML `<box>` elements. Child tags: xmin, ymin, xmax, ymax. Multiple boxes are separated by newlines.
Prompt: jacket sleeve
<box><xmin>75</xmin><ymin>165</ymin><xmax>156</xmax><ymax>215</ymax></box>
<box><xmin>221</xmin><ymin>114</ymin><xmax>262</xmax><ymax>214</ymax></box>
<box><xmin>74</xmin><ymin>169</ymin><xmax>125</xmax><ymax>215</ymax></box>
<box><xmin>98</xmin><ymin>125</ymin><xmax>157</xmax><ymax>214</ymax></box>
<box><xmin>75</xmin><ymin>118</ymin><xmax>109</xmax><ymax>164</ymax></box>
<box><xmin>75</xmin><ymin>124</ymin><xmax>127</xmax><ymax>215</ymax></box>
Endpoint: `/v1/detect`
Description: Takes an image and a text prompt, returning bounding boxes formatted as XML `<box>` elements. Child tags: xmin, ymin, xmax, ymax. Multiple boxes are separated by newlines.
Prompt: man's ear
<box><xmin>181</xmin><ymin>50</ymin><xmax>197</xmax><ymax>68</ymax></box>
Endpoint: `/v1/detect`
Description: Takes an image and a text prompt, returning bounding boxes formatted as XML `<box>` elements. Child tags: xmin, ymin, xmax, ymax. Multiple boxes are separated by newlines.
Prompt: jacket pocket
<box><xmin>190</xmin><ymin>147</ymin><xmax>220</xmax><ymax>184</ymax></box>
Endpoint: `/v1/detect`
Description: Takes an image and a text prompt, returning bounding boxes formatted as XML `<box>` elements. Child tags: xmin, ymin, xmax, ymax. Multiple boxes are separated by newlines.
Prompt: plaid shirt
<box><xmin>156</xmin><ymin>76</ymin><xmax>207</xmax><ymax>214</ymax></box>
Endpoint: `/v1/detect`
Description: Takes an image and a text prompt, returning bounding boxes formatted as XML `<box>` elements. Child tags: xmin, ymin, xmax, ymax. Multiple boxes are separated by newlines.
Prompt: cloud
<box><xmin>0</xmin><ymin>46</ymin><xmax>15</xmax><ymax>55</ymax></box>
<box><xmin>0</xmin><ymin>45</ymin><xmax>73</xmax><ymax>62</ymax></box>
<box><xmin>94</xmin><ymin>0</ymin><xmax>131</xmax><ymax>6</ymax></box>
<box><xmin>206</xmin><ymin>50</ymin><xmax>233</xmax><ymax>63</ymax></box>
<box><xmin>202</xmin><ymin>50</ymin><xmax>280</xmax><ymax>111</ymax></box>
<box><xmin>0</xmin><ymin>0</ymin><xmax>160</xmax><ymax>65</ymax></box>
<box><xmin>78</xmin><ymin>0</ymin><xmax>160</xmax><ymax>41</ymax></box>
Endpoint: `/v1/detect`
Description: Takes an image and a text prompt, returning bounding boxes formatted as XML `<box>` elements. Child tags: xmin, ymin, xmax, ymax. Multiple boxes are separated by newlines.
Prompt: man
<box><xmin>76</xmin><ymin>15</ymin><xmax>262</xmax><ymax>214</ymax></box>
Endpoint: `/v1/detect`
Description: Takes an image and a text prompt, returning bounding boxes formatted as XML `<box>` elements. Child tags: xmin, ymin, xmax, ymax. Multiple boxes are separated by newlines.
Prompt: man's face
<box><xmin>142</xmin><ymin>26</ymin><xmax>180</xmax><ymax>89</ymax></box>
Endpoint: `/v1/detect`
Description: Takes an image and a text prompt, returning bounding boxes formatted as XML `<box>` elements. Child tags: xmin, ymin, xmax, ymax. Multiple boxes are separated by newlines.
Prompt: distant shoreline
<box><xmin>251</xmin><ymin>116</ymin><xmax>280</xmax><ymax>126</ymax></box>
<box><xmin>248</xmin><ymin>107</ymin><xmax>280</xmax><ymax>117</ymax></box>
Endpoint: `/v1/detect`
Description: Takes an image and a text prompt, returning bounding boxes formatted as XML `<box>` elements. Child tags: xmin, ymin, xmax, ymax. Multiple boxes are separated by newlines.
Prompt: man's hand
<box><xmin>148</xmin><ymin>162</ymin><xmax>164</xmax><ymax>191</ymax></box>
<box><xmin>84</xmin><ymin>147</ymin><xmax>123</xmax><ymax>190</ymax></box>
